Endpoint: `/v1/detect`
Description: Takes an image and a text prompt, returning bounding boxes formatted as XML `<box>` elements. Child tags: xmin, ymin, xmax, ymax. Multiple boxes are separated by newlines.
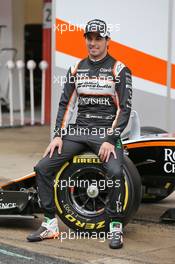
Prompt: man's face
<box><xmin>85</xmin><ymin>32</ymin><xmax>109</xmax><ymax>59</ymax></box>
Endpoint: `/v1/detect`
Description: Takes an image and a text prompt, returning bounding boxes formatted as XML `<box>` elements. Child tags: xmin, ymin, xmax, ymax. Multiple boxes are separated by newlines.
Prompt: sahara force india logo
<box><xmin>164</xmin><ymin>148</ymin><xmax>175</xmax><ymax>173</ymax></box>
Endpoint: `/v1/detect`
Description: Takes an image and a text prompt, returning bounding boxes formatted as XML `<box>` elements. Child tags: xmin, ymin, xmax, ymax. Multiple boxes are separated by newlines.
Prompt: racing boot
<box><xmin>108</xmin><ymin>221</ymin><xmax>123</xmax><ymax>249</ymax></box>
<box><xmin>27</xmin><ymin>217</ymin><xmax>59</xmax><ymax>242</ymax></box>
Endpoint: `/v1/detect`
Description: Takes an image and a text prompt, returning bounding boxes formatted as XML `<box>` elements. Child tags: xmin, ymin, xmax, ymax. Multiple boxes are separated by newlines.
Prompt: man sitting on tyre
<box><xmin>27</xmin><ymin>19</ymin><xmax>132</xmax><ymax>249</ymax></box>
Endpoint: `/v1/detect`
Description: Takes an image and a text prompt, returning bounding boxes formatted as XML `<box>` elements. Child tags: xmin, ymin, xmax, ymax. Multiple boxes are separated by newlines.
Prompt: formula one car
<box><xmin>0</xmin><ymin>111</ymin><xmax>175</xmax><ymax>233</ymax></box>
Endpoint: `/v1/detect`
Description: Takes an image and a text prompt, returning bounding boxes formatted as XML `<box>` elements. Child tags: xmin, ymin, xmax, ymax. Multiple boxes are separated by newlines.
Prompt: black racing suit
<box><xmin>35</xmin><ymin>53</ymin><xmax>132</xmax><ymax>222</ymax></box>
<box><xmin>54</xmin><ymin>53</ymin><xmax>132</xmax><ymax>144</ymax></box>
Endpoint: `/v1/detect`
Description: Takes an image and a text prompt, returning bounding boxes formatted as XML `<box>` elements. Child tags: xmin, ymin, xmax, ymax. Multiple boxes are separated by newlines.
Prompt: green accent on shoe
<box><xmin>116</xmin><ymin>139</ymin><xmax>122</xmax><ymax>149</ymax></box>
<box><xmin>44</xmin><ymin>217</ymin><xmax>53</xmax><ymax>224</ymax></box>
<box><xmin>110</xmin><ymin>221</ymin><xmax>122</xmax><ymax>232</ymax></box>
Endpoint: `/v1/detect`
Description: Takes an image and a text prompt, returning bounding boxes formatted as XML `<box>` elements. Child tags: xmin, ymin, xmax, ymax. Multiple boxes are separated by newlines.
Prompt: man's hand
<box><xmin>98</xmin><ymin>142</ymin><xmax>117</xmax><ymax>162</ymax></box>
<box><xmin>43</xmin><ymin>137</ymin><xmax>63</xmax><ymax>158</ymax></box>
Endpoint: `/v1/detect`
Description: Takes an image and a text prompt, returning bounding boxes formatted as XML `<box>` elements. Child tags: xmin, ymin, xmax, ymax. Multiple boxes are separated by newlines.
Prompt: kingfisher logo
<box><xmin>78</xmin><ymin>97</ymin><xmax>111</xmax><ymax>106</ymax></box>
<box><xmin>164</xmin><ymin>148</ymin><xmax>175</xmax><ymax>173</ymax></box>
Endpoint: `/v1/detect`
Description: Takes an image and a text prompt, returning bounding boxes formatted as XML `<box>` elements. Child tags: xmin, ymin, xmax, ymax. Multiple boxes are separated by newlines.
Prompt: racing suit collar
<box><xmin>88</xmin><ymin>53</ymin><xmax>110</xmax><ymax>65</ymax></box>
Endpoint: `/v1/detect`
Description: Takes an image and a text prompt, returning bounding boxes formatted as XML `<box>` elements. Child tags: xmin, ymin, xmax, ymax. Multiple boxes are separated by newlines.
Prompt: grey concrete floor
<box><xmin>0</xmin><ymin>126</ymin><xmax>175</xmax><ymax>264</ymax></box>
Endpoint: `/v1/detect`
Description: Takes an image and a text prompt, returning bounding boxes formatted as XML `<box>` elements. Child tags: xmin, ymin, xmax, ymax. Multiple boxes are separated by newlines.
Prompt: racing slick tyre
<box><xmin>54</xmin><ymin>153</ymin><xmax>141</xmax><ymax>234</ymax></box>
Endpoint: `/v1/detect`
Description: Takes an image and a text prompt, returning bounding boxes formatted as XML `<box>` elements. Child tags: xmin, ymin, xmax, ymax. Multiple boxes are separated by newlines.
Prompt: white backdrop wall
<box><xmin>51</xmin><ymin>0</ymin><xmax>175</xmax><ymax>137</ymax></box>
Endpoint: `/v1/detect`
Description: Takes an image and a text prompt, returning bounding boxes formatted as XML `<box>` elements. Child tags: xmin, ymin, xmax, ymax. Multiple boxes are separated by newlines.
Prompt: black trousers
<box><xmin>34</xmin><ymin>132</ymin><xmax>125</xmax><ymax>222</ymax></box>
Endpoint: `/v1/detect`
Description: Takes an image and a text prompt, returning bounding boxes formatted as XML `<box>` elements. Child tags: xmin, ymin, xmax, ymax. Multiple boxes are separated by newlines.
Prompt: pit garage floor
<box><xmin>0</xmin><ymin>126</ymin><xmax>175</xmax><ymax>264</ymax></box>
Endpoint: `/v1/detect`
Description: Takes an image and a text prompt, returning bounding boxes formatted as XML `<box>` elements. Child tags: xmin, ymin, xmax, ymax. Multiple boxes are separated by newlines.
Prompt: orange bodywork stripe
<box><xmin>125</xmin><ymin>141</ymin><xmax>175</xmax><ymax>149</ymax></box>
<box><xmin>0</xmin><ymin>172</ymin><xmax>36</xmax><ymax>188</ymax></box>
<box><xmin>55</xmin><ymin>18</ymin><xmax>175</xmax><ymax>88</ymax></box>
<box><xmin>171</xmin><ymin>64</ymin><xmax>175</xmax><ymax>88</ymax></box>
<box><xmin>55</xmin><ymin>19</ymin><xmax>86</xmax><ymax>59</ymax></box>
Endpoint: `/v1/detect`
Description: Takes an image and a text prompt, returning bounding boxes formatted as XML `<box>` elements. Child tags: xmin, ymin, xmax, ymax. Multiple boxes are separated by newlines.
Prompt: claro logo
<box><xmin>164</xmin><ymin>148</ymin><xmax>175</xmax><ymax>173</ymax></box>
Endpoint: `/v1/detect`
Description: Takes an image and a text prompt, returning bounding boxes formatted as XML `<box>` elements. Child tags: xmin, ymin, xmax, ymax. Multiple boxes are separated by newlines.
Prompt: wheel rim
<box><xmin>55</xmin><ymin>164</ymin><xmax>130</xmax><ymax>218</ymax></box>
<box><xmin>67</xmin><ymin>167</ymin><xmax>108</xmax><ymax>217</ymax></box>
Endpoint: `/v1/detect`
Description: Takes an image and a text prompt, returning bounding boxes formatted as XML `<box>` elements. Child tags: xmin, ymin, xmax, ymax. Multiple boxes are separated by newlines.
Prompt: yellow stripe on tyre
<box><xmin>54</xmin><ymin>162</ymin><xmax>70</xmax><ymax>214</ymax></box>
<box><xmin>123</xmin><ymin>178</ymin><xmax>129</xmax><ymax>211</ymax></box>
